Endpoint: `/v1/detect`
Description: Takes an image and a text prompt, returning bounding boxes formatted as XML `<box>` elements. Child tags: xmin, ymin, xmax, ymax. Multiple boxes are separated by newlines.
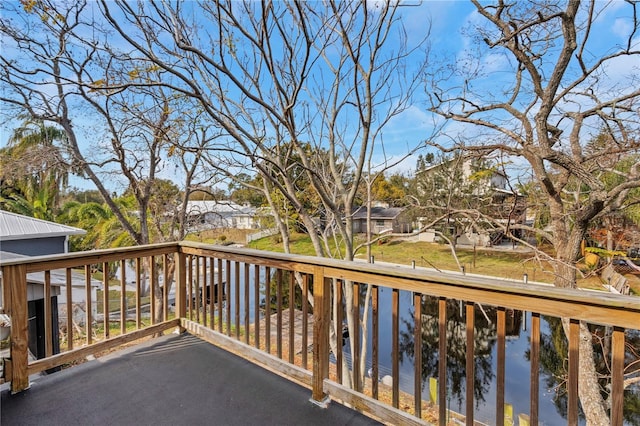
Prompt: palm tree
<box><xmin>0</xmin><ymin>185</ymin><xmax>56</xmax><ymax>221</ymax></box>
<box><xmin>0</xmin><ymin>119</ymin><xmax>70</xmax><ymax>216</ymax></box>
<box><xmin>59</xmin><ymin>198</ymin><xmax>137</xmax><ymax>251</ymax></box>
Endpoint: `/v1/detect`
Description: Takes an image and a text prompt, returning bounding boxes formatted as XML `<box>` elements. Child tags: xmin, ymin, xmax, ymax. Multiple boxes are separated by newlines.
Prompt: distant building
<box><xmin>415</xmin><ymin>156</ymin><xmax>526</xmax><ymax>246</ymax></box>
<box><xmin>0</xmin><ymin>209</ymin><xmax>85</xmax><ymax>256</ymax></box>
<box><xmin>182</xmin><ymin>200</ymin><xmax>261</xmax><ymax>231</ymax></box>
<box><xmin>0</xmin><ymin>210</ymin><xmax>99</xmax><ymax>361</ymax></box>
<box><xmin>352</xmin><ymin>205</ymin><xmax>412</xmax><ymax>235</ymax></box>
<box><xmin>417</xmin><ymin>157</ymin><xmax>511</xmax><ymax>195</ymax></box>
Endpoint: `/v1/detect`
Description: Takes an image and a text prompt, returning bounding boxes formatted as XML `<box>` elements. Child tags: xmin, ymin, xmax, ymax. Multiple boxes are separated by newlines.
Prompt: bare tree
<box><xmin>96</xmin><ymin>0</ymin><xmax>428</xmax><ymax>390</ymax></box>
<box><xmin>428</xmin><ymin>1</ymin><xmax>640</xmax><ymax>423</ymax></box>
<box><xmin>0</xmin><ymin>0</ymin><xmax>221</xmax><ymax>322</ymax></box>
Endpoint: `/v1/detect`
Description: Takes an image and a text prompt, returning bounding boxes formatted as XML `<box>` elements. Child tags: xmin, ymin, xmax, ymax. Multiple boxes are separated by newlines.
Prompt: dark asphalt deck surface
<box><xmin>1</xmin><ymin>333</ymin><xmax>380</xmax><ymax>426</ymax></box>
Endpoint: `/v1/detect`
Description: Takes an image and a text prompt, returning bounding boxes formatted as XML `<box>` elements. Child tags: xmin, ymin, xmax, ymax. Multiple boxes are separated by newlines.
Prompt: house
<box><xmin>417</xmin><ymin>156</ymin><xmax>511</xmax><ymax>195</ymax></box>
<box><xmin>415</xmin><ymin>156</ymin><xmax>526</xmax><ymax>246</ymax></box>
<box><xmin>183</xmin><ymin>200</ymin><xmax>260</xmax><ymax>231</ymax></box>
<box><xmin>0</xmin><ymin>210</ymin><xmax>86</xmax><ymax>256</ymax></box>
<box><xmin>352</xmin><ymin>205</ymin><xmax>412</xmax><ymax>235</ymax></box>
<box><xmin>0</xmin><ymin>210</ymin><xmax>99</xmax><ymax>360</ymax></box>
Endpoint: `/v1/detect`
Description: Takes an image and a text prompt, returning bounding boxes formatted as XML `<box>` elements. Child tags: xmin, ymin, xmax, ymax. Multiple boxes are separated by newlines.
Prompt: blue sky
<box><xmin>1</xmin><ymin>1</ymin><xmax>638</xmax><ymax>192</ymax></box>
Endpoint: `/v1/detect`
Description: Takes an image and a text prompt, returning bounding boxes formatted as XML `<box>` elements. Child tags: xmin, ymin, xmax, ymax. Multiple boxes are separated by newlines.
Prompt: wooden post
<box><xmin>3</xmin><ymin>264</ymin><xmax>30</xmax><ymax>393</ymax></box>
<box><xmin>174</xmin><ymin>251</ymin><xmax>186</xmax><ymax>331</ymax></box>
<box><xmin>311</xmin><ymin>266</ymin><xmax>330</xmax><ymax>406</ymax></box>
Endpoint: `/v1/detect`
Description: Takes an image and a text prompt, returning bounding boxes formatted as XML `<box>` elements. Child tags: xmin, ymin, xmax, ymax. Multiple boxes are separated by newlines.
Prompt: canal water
<box><xmin>370</xmin><ymin>288</ymin><xmax>573</xmax><ymax>425</ymax></box>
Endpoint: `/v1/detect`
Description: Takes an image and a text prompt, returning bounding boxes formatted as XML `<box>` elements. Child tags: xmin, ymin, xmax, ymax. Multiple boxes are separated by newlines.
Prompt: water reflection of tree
<box><xmin>398</xmin><ymin>297</ymin><xmax>498</xmax><ymax>407</ymax></box>
<box><xmin>533</xmin><ymin>316</ymin><xmax>640</xmax><ymax>425</ymax></box>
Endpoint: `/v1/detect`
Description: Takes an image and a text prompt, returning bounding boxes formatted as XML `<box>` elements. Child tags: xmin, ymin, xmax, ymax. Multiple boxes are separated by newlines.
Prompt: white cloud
<box><xmin>611</xmin><ymin>17</ymin><xmax>633</xmax><ymax>38</ymax></box>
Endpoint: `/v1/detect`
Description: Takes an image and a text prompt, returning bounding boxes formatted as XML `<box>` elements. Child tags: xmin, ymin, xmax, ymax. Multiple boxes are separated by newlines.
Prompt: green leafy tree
<box><xmin>0</xmin><ymin>119</ymin><xmax>71</xmax><ymax>218</ymax></box>
<box><xmin>228</xmin><ymin>173</ymin><xmax>266</xmax><ymax>207</ymax></box>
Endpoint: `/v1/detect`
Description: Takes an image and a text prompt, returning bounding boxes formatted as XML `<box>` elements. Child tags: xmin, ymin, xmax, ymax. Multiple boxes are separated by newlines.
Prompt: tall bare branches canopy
<box><xmin>1</xmin><ymin>0</ymin><xmax>428</xmax><ymax>392</ymax></box>
<box><xmin>428</xmin><ymin>0</ymin><xmax>640</xmax><ymax>284</ymax></box>
<box><xmin>91</xmin><ymin>0</ymin><xmax>428</xmax><ymax>261</ymax></box>
<box><xmin>427</xmin><ymin>2</ymin><xmax>639</xmax><ymax>423</ymax></box>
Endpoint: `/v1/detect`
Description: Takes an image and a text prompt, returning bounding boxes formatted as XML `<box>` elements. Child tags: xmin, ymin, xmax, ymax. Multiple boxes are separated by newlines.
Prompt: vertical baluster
<box><xmin>235</xmin><ymin>261</ymin><xmax>240</xmax><ymax>339</ymax></box>
<box><xmin>85</xmin><ymin>265</ymin><xmax>93</xmax><ymax>345</ymax></box>
<box><xmin>392</xmin><ymin>288</ymin><xmax>400</xmax><ymax>408</ymax></box>
<box><xmin>135</xmin><ymin>258</ymin><xmax>142</xmax><ymax>329</ymax></box>
<box><xmin>276</xmin><ymin>268</ymin><xmax>283</xmax><ymax>359</ymax></box>
<box><xmin>254</xmin><ymin>264</ymin><xmax>260</xmax><ymax>349</ymax></box>
<box><xmin>150</xmin><ymin>256</ymin><xmax>157</xmax><ymax>324</ymax></box>
<box><xmin>162</xmin><ymin>253</ymin><xmax>171</xmax><ymax>321</ymax></box>
<box><xmin>353</xmin><ymin>282</ymin><xmax>361</xmax><ymax>392</ymax></box>
<box><xmin>209</xmin><ymin>257</ymin><xmax>216</xmax><ymax>329</ymax></box>
<box><xmin>226</xmin><ymin>260</ymin><xmax>231</xmax><ymax>336</ymax></box>
<box><xmin>164</xmin><ymin>254</ymin><xmax>170</xmax><ymax>322</ymax></box>
<box><xmin>244</xmin><ymin>262</ymin><xmax>250</xmax><ymax>345</ymax></box>
<box><xmin>567</xmin><ymin>319</ymin><xmax>580</xmax><ymax>425</ymax></box>
<box><xmin>120</xmin><ymin>259</ymin><xmax>126</xmax><ymax>335</ymax></box>
<box><xmin>611</xmin><ymin>327</ymin><xmax>625</xmax><ymax>426</ymax></box>
<box><xmin>217</xmin><ymin>258</ymin><xmax>223</xmax><ymax>333</ymax></box>
<box><xmin>102</xmin><ymin>262</ymin><xmax>109</xmax><ymax>339</ymax></box>
<box><xmin>65</xmin><ymin>268</ymin><xmax>73</xmax><ymax>350</ymax></box>
<box><xmin>530</xmin><ymin>313</ymin><xmax>540</xmax><ymax>425</ymax></box>
<box><xmin>336</xmin><ymin>279</ymin><xmax>344</xmax><ymax>384</ymax></box>
<box><xmin>186</xmin><ymin>255</ymin><xmax>192</xmax><ymax>320</ymax></box>
<box><xmin>414</xmin><ymin>292</ymin><xmax>423</xmax><ymax>419</ymax></box>
<box><xmin>44</xmin><ymin>270</ymin><xmax>52</xmax><ymax>357</ymax></box>
<box><xmin>302</xmin><ymin>273</ymin><xmax>309</xmax><ymax>369</ymax></box>
<box><xmin>194</xmin><ymin>256</ymin><xmax>200</xmax><ymax>323</ymax></box>
<box><xmin>198</xmin><ymin>257</ymin><xmax>206</xmax><ymax>327</ymax></box>
<box><xmin>265</xmin><ymin>266</ymin><xmax>271</xmax><ymax>354</ymax></box>
<box><xmin>465</xmin><ymin>302</ymin><xmax>475</xmax><ymax>425</ymax></box>
<box><xmin>438</xmin><ymin>297</ymin><xmax>447</xmax><ymax>426</ymax></box>
<box><xmin>288</xmin><ymin>271</ymin><xmax>295</xmax><ymax>363</ymax></box>
<box><xmin>372</xmin><ymin>285</ymin><xmax>379</xmax><ymax>400</ymax></box>
<box><xmin>496</xmin><ymin>307</ymin><xmax>506</xmax><ymax>426</ymax></box>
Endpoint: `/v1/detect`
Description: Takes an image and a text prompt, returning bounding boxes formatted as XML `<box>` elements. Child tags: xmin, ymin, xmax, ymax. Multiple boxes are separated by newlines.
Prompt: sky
<box><xmin>1</xmin><ymin>0</ymin><xmax>638</xmax><ymax>193</ymax></box>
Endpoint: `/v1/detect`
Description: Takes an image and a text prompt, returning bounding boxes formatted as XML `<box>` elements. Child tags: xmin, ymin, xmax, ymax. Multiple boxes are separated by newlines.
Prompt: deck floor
<box><xmin>1</xmin><ymin>333</ymin><xmax>380</xmax><ymax>425</ymax></box>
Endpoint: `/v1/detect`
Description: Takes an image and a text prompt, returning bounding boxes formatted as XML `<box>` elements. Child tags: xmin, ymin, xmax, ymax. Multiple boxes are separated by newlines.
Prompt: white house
<box><xmin>182</xmin><ymin>200</ymin><xmax>260</xmax><ymax>231</ymax></box>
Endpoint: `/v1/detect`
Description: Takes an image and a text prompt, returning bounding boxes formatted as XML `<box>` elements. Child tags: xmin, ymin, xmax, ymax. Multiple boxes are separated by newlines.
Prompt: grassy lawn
<box><xmin>96</xmin><ymin>289</ymin><xmax>151</xmax><ymax>314</ymax></box>
<box><xmin>246</xmin><ymin>232</ymin><xmax>614</xmax><ymax>291</ymax></box>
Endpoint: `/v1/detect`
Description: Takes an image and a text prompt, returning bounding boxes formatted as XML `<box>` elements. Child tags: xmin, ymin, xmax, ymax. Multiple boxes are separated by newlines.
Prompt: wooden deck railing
<box><xmin>1</xmin><ymin>241</ymin><xmax>639</xmax><ymax>425</ymax></box>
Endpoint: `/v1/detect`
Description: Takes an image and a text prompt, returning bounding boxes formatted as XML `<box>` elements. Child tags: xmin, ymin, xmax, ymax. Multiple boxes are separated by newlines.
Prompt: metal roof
<box><xmin>182</xmin><ymin>200</ymin><xmax>256</xmax><ymax>215</ymax></box>
<box><xmin>352</xmin><ymin>206</ymin><xmax>404</xmax><ymax>220</ymax></box>
<box><xmin>0</xmin><ymin>210</ymin><xmax>86</xmax><ymax>241</ymax></box>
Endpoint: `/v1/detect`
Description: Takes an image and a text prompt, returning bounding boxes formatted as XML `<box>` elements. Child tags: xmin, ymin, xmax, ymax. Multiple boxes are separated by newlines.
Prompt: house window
<box><xmin>376</xmin><ymin>219</ymin><xmax>385</xmax><ymax>227</ymax></box>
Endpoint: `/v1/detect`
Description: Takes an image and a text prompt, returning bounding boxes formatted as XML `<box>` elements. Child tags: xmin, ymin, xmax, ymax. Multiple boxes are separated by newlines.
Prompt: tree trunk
<box><xmin>561</xmin><ymin>319</ymin><xmax>609</xmax><ymax>426</ymax></box>
<box><xmin>555</xmin><ymin>227</ymin><xmax>609</xmax><ymax>424</ymax></box>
